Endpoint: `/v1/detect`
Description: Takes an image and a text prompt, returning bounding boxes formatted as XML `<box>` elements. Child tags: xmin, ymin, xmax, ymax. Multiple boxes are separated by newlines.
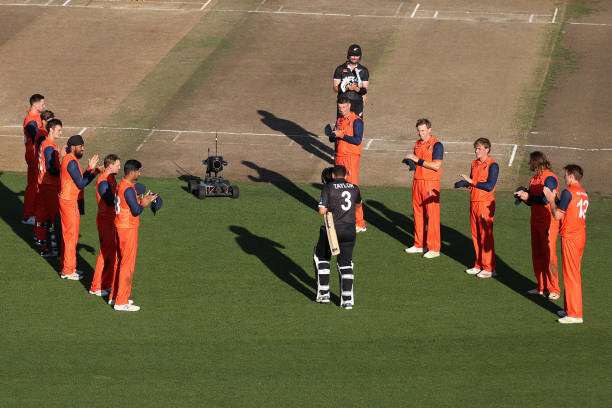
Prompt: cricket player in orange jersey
<box><xmin>89</xmin><ymin>154</ymin><xmax>121</xmax><ymax>297</ymax></box>
<box><xmin>404</xmin><ymin>118</ymin><xmax>444</xmax><ymax>259</ymax></box>
<box><xmin>34</xmin><ymin>118</ymin><xmax>65</xmax><ymax>257</ymax></box>
<box><xmin>457</xmin><ymin>138</ymin><xmax>499</xmax><ymax>278</ymax></box>
<box><xmin>110</xmin><ymin>160</ymin><xmax>157</xmax><ymax>312</ymax></box>
<box><xmin>514</xmin><ymin>152</ymin><xmax>561</xmax><ymax>300</ymax></box>
<box><xmin>32</xmin><ymin>109</ymin><xmax>54</xmax><ymax>247</ymax></box>
<box><xmin>22</xmin><ymin>94</ymin><xmax>46</xmax><ymax>224</ymax></box>
<box><xmin>327</xmin><ymin>96</ymin><xmax>366</xmax><ymax>232</ymax></box>
<box><xmin>544</xmin><ymin>164</ymin><xmax>588</xmax><ymax>324</ymax></box>
<box><xmin>58</xmin><ymin>135</ymin><xmax>101</xmax><ymax>280</ymax></box>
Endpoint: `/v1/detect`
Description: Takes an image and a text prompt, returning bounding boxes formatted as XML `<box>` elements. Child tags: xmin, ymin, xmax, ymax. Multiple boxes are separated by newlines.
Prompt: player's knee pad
<box><xmin>313</xmin><ymin>251</ymin><xmax>331</xmax><ymax>292</ymax></box>
<box><xmin>337</xmin><ymin>262</ymin><xmax>354</xmax><ymax>302</ymax></box>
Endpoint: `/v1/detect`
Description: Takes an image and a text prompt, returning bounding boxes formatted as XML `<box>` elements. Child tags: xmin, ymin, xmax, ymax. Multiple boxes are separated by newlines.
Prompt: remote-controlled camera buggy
<box><xmin>186</xmin><ymin>135</ymin><xmax>239</xmax><ymax>199</ymax></box>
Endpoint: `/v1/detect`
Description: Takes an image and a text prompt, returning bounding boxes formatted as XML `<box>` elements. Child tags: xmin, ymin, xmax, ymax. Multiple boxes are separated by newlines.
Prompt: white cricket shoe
<box><xmin>89</xmin><ymin>289</ymin><xmax>110</xmax><ymax>297</ymax></box>
<box><xmin>356</xmin><ymin>225</ymin><xmax>367</xmax><ymax>233</ymax></box>
<box><xmin>341</xmin><ymin>302</ymin><xmax>353</xmax><ymax>310</ymax></box>
<box><xmin>476</xmin><ymin>270</ymin><xmax>496</xmax><ymax>278</ymax></box>
<box><xmin>60</xmin><ymin>272</ymin><xmax>82</xmax><ymax>281</ymax></box>
<box><xmin>108</xmin><ymin>299</ymin><xmax>134</xmax><ymax>306</ymax></box>
<box><xmin>423</xmin><ymin>251</ymin><xmax>440</xmax><ymax>259</ymax></box>
<box><xmin>527</xmin><ymin>288</ymin><xmax>544</xmax><ymax>295</ymax></box>
<box><xmin>316</xmin><ymin>293</ymin><xmax>331</xmax><ymax>304</ymax></box>
<box><xmin>558</xmin><ymin>316</ymin><xmax>583</xmax><ymax>324</ymax></box>
<box><xmin>548</xmin><ymin>292</ymin><xmax>560</xmax><ymax>300</ymax></box>
<box><xmin>405</xmin><ymin>246</ymin><xmax>424</xmax><ymax>254</ymax></box>
<box><xmin>113</xmin><ymin>303</ymin><xmax>140</xmax><ymax>312</ymax></box>
<box><xmin>465</xmin><ymin>267</ymin><xmax>481</xmax><ymax>275</ymax></box>
<box><xmin>21</xmin><ymin>216</ymin><xmax>35</xmax><ymax>225</ymax></box>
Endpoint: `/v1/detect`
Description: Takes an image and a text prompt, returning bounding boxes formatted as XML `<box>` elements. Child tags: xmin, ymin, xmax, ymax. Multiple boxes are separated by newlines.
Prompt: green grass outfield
<box><xmin>1</xmin><ymin>171</ymin><xmax>610</xmax><ymax>407</ymax></box>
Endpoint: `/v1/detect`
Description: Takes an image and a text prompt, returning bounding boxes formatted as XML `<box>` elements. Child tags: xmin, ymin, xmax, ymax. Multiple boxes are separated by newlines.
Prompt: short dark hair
<box><xmin>46</xmin><ymin>118</ymin><xmax>62</xmax><ymax>132</ymax></box>
<box><xmin>337</xmin><ymin>96</ymin><xmax>351</xmax><ymax>105</ymax></box>
<box><xmin>474</xmin><ymin>138</ymin><xmax>491</xmax><ymax>150</ymax></box>
<box><xmin>564</xmin><ymin>164</ymin><xmax>583</xmax><ymax>181</ymax></box>
<box><xmin>332</xmin><ymin>165</ymin><xmax>347</xmax><ymax>178</ymax></box>
<box><xmin>124</xmin><ymin>159</ymin><xmax>142</xmax><ymax>175</ymax></box>
<box><xmin>30</xmin><ymin>94</ymin><xmax>44</xmax><ymax>106</ymax></box>
<box><xmin>40</xmin><ymin>110</ymin><xmax>55</xmax><ymax>122</ymax></box>
<box><xmin>415</xmin><ymin>118</ymin><xmax>431</xmax><ymax>129</ymax></box>
<box><xmin>104</xmin><ymin>154</ymin><xmax>120</xmax><ymax>168</ymax></box>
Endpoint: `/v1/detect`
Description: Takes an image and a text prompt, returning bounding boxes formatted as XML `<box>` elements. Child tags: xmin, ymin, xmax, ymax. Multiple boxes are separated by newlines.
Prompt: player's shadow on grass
<box><xmin>230</xmin><ymin>226</ymin><xmax>338</xmax><ymax>303</ymax></box>
<box><xmin>0</xmin><ymin>174</ymin><xmax>96</xmax><ymax>290</ymax></box>
<box><xmin>257</xmin><ymin>110</ymin><xmax>334</xmax><ymax>164</ymax></box>
<box><xmin>365</xmin><ymin>199</ymin><xmax>563</xmax><ymax>315</ymax></box>
<box><xmin>242</xmin><ymin>160</ymin><xmax>318</xmax><ymax>210</ymax></box>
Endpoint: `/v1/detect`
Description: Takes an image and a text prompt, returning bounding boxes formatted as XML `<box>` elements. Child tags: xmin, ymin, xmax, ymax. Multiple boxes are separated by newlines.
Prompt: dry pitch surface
<box><xmin>0</xmin><ymin>0</ymin><xmax>609</xmax><ymax>192</ymax></box>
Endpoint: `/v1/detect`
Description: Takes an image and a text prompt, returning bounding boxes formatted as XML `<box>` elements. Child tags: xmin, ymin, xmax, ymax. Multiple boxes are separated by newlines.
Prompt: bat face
<box><xmin>325</xmin><ymin>212</ymin><xmax>340</xmax><ymax>256</ymax></box>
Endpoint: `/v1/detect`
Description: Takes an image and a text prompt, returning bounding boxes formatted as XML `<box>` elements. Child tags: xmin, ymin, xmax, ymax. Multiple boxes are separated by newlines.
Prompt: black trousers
<box><xmin>315</xmin><ymin>224</ymin><xmax>356</xmax><ymax>267</ymax></box>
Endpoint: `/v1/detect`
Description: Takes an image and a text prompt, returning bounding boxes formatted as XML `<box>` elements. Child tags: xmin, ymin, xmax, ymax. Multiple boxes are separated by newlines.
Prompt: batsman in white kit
<box><xmin>314</xmin><ymin>165</ymin><xmax>363</xmax><ymax>309</ymax></box>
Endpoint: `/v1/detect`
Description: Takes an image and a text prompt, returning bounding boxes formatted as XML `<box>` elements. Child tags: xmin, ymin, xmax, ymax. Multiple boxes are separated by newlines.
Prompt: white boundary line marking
<box><xmin>0</xmin><ymin>3</ymin><xmax>607</xmax><ymax>28</ymax></box>
<box><xmin>524</xmin><ymin>144</ymin><xmax>612</xmax><ymax>152</ymax></box>
<box><xmin>199</xmin><ymin>0</ymin><xmax>212</xmax><ymax>11</ymax></box>
<box><xmin>254</xmin><ymin>0</ymin><xmax>266</xmax><ymax>12</ymax></box>
<box><xmin>2</xmin><ymin>125</ymin><xmax>612</xmax><ymax>153</ymax></box>
<box><xmin>78</xmin><ymin>127</ymin><xmax>87</xmax><ymax>135</ymax></box>
<box><xmin>394</xmin><ymin>1</ymin><xmax>403</xmax><ymax>17</ymax></box>
<box><xmin>135</xmin><ymin>129</ymin><xmax>155</xmax><ymax>152</ymax></box>
<box><xmin>508</xmin><ymin>144</ymin><xmax>518</xmax><ymax>166</ymax></box>
<box><xmin>410</xmin><ymin>3</ymin><xmax>420</xmax><ymax>18</ymax></box>
<box><xmin>569</xmin><ymin>22</ymin><xmax>612</xmax><ymax>27</ymax></box>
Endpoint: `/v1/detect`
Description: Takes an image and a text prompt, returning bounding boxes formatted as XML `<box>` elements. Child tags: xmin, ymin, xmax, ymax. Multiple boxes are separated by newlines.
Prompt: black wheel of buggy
<box><xmin>188</xmin><ymin>179</ymin><xmax>199</xmax><ymax>194</ymax></box>
<box><xmin>231</xmin><ymin>185</ymin><xmax>239</xmax><ymax>199</ymax></box>
<box><xmin>196</xmin><ymin>186</ymin><xmax>207</xmax><ymax>199</ymax></box>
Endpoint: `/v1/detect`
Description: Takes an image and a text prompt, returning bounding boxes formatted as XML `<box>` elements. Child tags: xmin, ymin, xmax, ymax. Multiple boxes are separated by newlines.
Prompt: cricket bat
<box><xmin>324</xmin><ymin>212</ymin><xmax>340</xmax><ymax>256</ymax></box>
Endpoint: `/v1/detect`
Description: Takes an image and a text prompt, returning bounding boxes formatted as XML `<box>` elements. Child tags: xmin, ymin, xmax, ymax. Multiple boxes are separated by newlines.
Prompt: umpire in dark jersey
<box><xmin>333</xmin><ymin>44</ymin><xmax>370</xmax><ymax>117</ymax></box>
<box><xmin>314</xmin><ymin>165</ymin><xmax>363</xmax><ymax>310</ymax></box>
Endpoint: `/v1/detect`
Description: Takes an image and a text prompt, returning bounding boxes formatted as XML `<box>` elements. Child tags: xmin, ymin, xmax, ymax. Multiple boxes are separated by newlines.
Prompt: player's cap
<box><xmin>151</xmin><ymin>196</ymin><xmax>163</xmax><ymax>216</ymax></box>
<box><xmin>402</xmin><ymin>158</ymin><xmax>416</xmax><ymax>171</ymax></box>
<box><xmin>66</xmin><ymin>134</ymin><xmax>84</xmax><ymax>147</ymax></box>
<box><xmin>347</xmin><ymin>44</ymin><xmax>362</xmax><ymax>58</ymax></box>
<box><xmin>514</xmin><ymin>186</ymin><xmax>528</xmax><ymax>205</ymax></box>
<box><xmin>134</xmin><ymin>183</ymin><xmax>146</xmax><ymax>195</ymax></box>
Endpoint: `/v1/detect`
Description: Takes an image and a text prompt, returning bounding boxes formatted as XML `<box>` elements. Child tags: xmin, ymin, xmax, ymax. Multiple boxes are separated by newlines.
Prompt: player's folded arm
<box><xmin>474</xmin><ymin>162</ymin><xmax>499</xmax><ymax>192</ymax></box>
<box><xmin>124</xmin><ymin>187</ymin><xmax>145</xmax><ymax>216</ymax></box>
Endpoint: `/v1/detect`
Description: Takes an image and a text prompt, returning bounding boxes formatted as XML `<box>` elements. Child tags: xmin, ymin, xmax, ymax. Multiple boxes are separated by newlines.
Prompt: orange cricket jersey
<box><xmin>559</xmin><ymin>183</ymin><xmax>588</xmax><ymax>236</ymax></box>
<box><xmin>37</xmin><ymin>138</ymin><xmax>60</xmax><ymax>186</ymax></box>
<box><xmin>469</xmin><ymin>156</ymin><xmax>496</xmax><ymax>202</ymax></box>
<box><xmin>23</xmin><ymin>110</ymin><xmax>42</xmax><ymax>163</ymax></box>
<box><xmin>115</xmin><ymin>179</ymin><xmax>140</xmax><ymax>229</ymax></box>
<box><xmin>529</xmin><ymin>169</ymin><xmax>559</xmax><ymax>223</ymax></box>
<box><xmin>335</xmin><ymin>112</ymin><xmax>363</xmax><ymax>157</ymax></box>
<box><xmin>59</xmin><ymin>153</ymin><xmax>83</xmax><ymax>201</ymax></box>
<box><xmin>96</xmin><ymin>173</ymin><xmax>117</xmax><ymax>222</ymax></box>
<box><xmin>414</xmin><ymin>136</ymin><xmax>443</xmax><ymax>181</ymax></box>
